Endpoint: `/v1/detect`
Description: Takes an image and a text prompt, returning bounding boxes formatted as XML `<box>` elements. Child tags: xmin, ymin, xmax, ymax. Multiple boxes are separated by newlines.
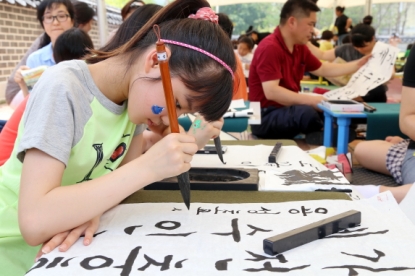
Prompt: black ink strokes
<box><xmin>155</xmin><ymin>221</ymin><xmax>181</xmax><ymax>230</ymax></box>
<box><xmin>146</xmin><ymin>232</ymin><xmax>196</xmax><ymax>237</ymax></box>
<box><xmin>26</xmin><ymin>257</ymin><xmax>77</xmax><ymax>273</ymax></box>
<box><xmin>46</xmin><ymin>257</ymin><xmax>65</xmax><ymax>268</ymax></box>
<box><xmin>246</xmin><ymin>224</ymin><xmax>272</xmax><ymax>236</ymax></box>
<box><xmin>215</xmin><ymin>258</ymin><xmax>233</xmax><ymax>271</ymax></box>
<box><xmin>26</xmin><ymin>258</ymin><xmax>49</xmax><ymax>273</ymax></box>
<box><xmin>174</xmin><ymin>259</ymin><xmax>187</xmax><ymax>268</ymax></box>
<box><xmin>247</xmin><ymin>206</ymin><xmax>280</xmax><ymax>215</ymax></box>
<box><xmin>80</xmin><ymin>230</ymin><xmax>107</xmax><ymax>238</ymax></box>
<box><xmin>138</xmin><ymin>254</ymin><xmax>172</xmax><ymax>271</ymax></box>
<box><xmin>341</xmin><ymin>249</ymin><xmax>385</xmax><ymax>262</ymax></box>
<box><xmin>212</xmin><ymin>218</ymin><xmax>241</xmax><ymax>242</ymax></box>
<box><xmin>114</xmin><ymin>246</ymin><xmax>141</xmax><ymax>276</ymax></box>
<box><xmin>244</xmin><ymin>251</ymin><xmax>287</xmax><ymax>263</ymax></box>
<box><xmin>326</xmin><ymin>228</ymin><xmax>389</xmax><ymax>239</ymax></box>
<box><xmin>80</xmin><ymin>255</ymin><xmax>113</xmax><ymax>270</ymax></box>
<box><xmin>278</xmin><ymin>170</ymin><xmax>344</xmax><ymax>185</ymax></box>
<box><xmin>172</xmin><ymin>207</ymin><xmax>182</xmax><ymax>211</ymax></box>
<box><xmin>146</xmin><ymin>220</ymin><xmax>196</xmax><ymax>237</ymax></box>
<box><xmin>288</xmin><ymin>206</ymin><xmax>328</xmax><ymax>216</ymax></box>
<box><xmin>61</xmin><ymin>257</ymin><xmax>76</xmax><ymax>267</ymax></box>
<box><xmin>124</xmin><ymin>225</ymin><xmax>143</xmax><ymax>235</ymax></box>
<box><xmin>323</xmin><ymin>265</ymin><xmax>415</xmax><ymax>275</ymax></box>
<box><xmin>244</xmin><ymin>262</ymin><xmax>310</xmax><ymax>272</ymax></box>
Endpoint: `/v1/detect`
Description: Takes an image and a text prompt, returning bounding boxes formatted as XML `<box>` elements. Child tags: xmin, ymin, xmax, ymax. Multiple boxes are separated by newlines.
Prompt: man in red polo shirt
<box><xmin>249</xmin><ymin>0</ymin><xmax>370</xmax><ymax>139</ymax></box>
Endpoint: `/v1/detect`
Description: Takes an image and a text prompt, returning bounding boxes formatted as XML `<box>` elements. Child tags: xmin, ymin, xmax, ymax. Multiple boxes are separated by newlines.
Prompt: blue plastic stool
<box><xmin>317</xmin><ymin>104</ymin><xmax>367</xmax><ymax>154</ymax></box>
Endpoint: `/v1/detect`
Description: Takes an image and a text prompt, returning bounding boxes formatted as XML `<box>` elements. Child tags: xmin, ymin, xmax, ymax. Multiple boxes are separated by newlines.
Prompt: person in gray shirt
<box><xmin>308</xmin><ymin>23</ymin><xmax>388</xmax><ymax>102</ymax></box>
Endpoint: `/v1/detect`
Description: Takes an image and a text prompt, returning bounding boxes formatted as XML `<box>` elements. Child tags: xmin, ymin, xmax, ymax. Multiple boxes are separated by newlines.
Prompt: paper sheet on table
<box><xmin>325</xmin><ymin>42</ymin><xmax>399</xmax><ymax>100</ymax></box>
<box><xmin>27</xmin><ymin>192</ymin><xmax>415</xmax><ymax>276</ymax></box>
<box><xmin>191</xmin><ymin>145</ymin><xmax>350</xmax><ymax>192</ymax></box>
<box><xmin>229</xmin><ymin>99</ymin><xmax>246</xmax><ymax>109</ymax></box>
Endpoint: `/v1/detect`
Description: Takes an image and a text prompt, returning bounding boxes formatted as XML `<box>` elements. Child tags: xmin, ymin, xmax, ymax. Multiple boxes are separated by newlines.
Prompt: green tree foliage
<box><xmin>215</xmin><ymin>2</ymin><xmax>415</xmax><ymax>37</ymax></box>
<box><xmin>217</xmin><ymin>3</ymin><xmax>283</xmax><ymax>35</ymax></box>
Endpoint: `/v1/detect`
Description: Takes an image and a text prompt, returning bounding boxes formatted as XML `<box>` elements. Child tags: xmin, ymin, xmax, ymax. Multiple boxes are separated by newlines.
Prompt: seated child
<box><xmin>236</xmin><ymin>35</ymin><xmax>254</xmax><ymax>85</ymax></box>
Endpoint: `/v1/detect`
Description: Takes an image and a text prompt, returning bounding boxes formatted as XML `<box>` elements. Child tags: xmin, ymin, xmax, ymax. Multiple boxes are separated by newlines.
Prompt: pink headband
<box><xmin>161</xmin><ymin>39</ymin><xmax>234</xmax><ymax>79</ymax></box>
<box><xmin>156</xmin><ymin>7</ymin><xmax>233</xmax><ymax>79</ymax></box>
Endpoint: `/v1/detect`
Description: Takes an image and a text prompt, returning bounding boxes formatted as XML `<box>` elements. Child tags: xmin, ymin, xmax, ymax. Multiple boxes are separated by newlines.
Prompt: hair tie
<box><xmin>188</xmin><ymin>7</ymin><xmax>218</xmax><ymax>24</ymax></box>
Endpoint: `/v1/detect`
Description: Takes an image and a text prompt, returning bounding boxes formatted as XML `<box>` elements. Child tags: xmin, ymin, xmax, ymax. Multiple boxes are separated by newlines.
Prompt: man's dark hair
<box><xmin>321</xmin><ymin>30</ymin><xmax>333</xmax><ymax>40</ymax></box>
<box><xmin>335</xmin><ymin>6</ymin><xmax>345</xmax><ymax>13</ymax></box>
<box><xmin>342</xmin><ymin>34</ymin><xmax>351</xmax><ymax>44</ymax></box>
<box><xmin>351</xmin><ymin>23</ymin><xmax>375</xmax><ymax>48</ymax></box>
<box><xmin>217</xmin><ymin>13</ymin><xmax>234</xmax><ymax>39</ymax></box>
<box><xmin>73</xmin><ymin>1</ymin><xmax>95</xmax><ymax>26</ymax></box>
<box><xmin>363</xmin><ymin>15</ymin><xmax>372</xmax><ymax>25</ymax></box>
<box><xmin>280</xmin><ymin>0</ymin><xmax>320</xmax><ymax>25</ymax></box>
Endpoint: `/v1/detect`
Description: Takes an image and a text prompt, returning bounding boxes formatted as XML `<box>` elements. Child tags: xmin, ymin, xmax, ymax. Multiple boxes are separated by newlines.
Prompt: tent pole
<box><xmin>96</xmin><ymin>0</ymin><xmax>109</xmax><ymax>47</ymax></box>
<box><xmin>364</xmin><ymin>0</ymin><xmax>372</xmax><ymax>15</ymax></box>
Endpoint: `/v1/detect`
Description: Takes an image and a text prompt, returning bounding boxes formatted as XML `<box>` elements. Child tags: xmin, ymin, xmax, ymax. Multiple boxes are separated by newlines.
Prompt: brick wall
<box><xmin>0</xmin><ymin>2</ymin><xmax>119</xmax><ymax>83</ymax></box>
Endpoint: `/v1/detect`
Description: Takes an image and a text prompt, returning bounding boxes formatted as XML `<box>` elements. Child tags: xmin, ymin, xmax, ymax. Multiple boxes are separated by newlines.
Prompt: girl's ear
<box><xmin>144</xmin><ymin>47</ymin><xmax>172</xmax><ymax>74</ymax></box>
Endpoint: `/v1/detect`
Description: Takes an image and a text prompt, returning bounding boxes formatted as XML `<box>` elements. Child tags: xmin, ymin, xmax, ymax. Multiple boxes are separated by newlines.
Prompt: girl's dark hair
<box><xmin>280</xmin><ymin>0</ymin><xmax>320</xmax><ymax>25</ymax></box>
<box><xmin>238</xmin><ymin>35</ymin><xmax>254</xmax><ymax>50</ymax></box>
<box><xmin>87</xmin><ymin>0</ymin><xmax>236</xmax><ymax>121</ymax></box>
<box><xmin>37</xmin><ymin>0</ymin><xmax>75</xmax><ymax>48</ymax></box>
<box><xmin>73</xmin><ymin>1</ymin><xmax>95</xmax><ymax>26</ymax></box>
<box><xmin>121</xmin><ymin>0</ymin><xmax>145</xmax><ymax>21</ymax></box>
<box><xmin>321</xmin><ymin>30</ymin><xmax>334</xmax><ymax>40</ymax></box>
<box><xmin>101</xmin><ymin>4</ymin><xmax>162</xmax><ymax>52</ymax></box>
<box><xmin>53</xmin><ymin>28</ymin><xmax>93</xmax><ymax>63</ymax></box>
<box><xmin>351</xmin><ymin>23</ymin><xmax>375</xmax><ymax>48</ymax></box>
<box><xmin>335</xmin><ymin>6</ymin><xmax>345</xmax><ymax>13</ymax></box>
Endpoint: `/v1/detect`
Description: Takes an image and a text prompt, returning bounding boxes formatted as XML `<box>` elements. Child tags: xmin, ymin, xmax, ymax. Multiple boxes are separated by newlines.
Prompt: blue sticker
<box><xmin>151</xmin><ymin>105</ymin><xmax>165</xmax><ymax>115</ymax></box>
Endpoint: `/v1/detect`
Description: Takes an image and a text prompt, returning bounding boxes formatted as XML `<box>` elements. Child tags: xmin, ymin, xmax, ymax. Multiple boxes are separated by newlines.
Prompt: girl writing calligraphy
<box><xmin>0</xmin><ymin>0</ymin><xmax>236</xmax><ymax>274</ymax></box>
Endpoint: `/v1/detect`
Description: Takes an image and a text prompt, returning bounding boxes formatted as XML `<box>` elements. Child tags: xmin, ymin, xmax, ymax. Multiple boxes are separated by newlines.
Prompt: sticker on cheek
<box><xmin>151</xmin><ymin>105</ymin><xmax>165</xmax><ymax>115</ymax></box>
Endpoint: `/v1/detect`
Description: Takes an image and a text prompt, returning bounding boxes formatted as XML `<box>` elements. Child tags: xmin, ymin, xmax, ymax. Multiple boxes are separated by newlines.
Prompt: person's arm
<box><xmin>5</xmin><ymin>35</ymin><xmax>42</xmax><ymax>104</ymax></box>
<box><xmin>345</xmin><ymin>18</ymin><xmax>352</xmax><ymax>31</ymax></box>
<box><xmin>18</xmin><ymin>133</ymin><xmax>198</xmax><ymax>246</ymax></box>
<box><xmin>262</xmin><ymin>79</ymin><xmax>324</xmax><ymax>108</ymax></box>
<box><xmin>306</xmin><ymin>41</ymin><xmax>336</xmax><ymax>61</ymax></box>
<box><xmin>311</xmin><ymin>55</ymin><xmax>370</xmax><ymax>77</ymax></box>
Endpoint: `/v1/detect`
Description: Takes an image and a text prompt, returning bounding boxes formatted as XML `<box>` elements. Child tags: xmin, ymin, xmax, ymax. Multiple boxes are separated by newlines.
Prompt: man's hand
<box><xmin>356</xmin><ymin>54</ymin><xmax>372</xmax><ymax>68</ymax></box>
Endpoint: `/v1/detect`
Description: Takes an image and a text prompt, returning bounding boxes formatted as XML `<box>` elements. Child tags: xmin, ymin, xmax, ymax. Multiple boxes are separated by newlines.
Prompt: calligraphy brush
<box><xmin>154</xmin><ymin>25</ymin><xmax>191</xmax><ymax>210</ymax></box>
<box><xmin>214</xmin><ymin>137</ymin><xmax>226</xmax><ymax>164</ymax></box>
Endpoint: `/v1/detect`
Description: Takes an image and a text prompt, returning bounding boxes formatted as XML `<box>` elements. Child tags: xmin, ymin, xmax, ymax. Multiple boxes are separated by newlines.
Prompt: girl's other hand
<box><xmin>188</xmin><ymin>115</ymin><xmax>224</xmax><ymax>149</ymax></box>
<box><xmin>34</xmin><ymin>215</ymin><xmax>101</xmax><ymax>261</ymax></box>
<box><xmin>141</xmin><ymin>133</ymin><xmax>198</xmax><ymax>181</ymax></box>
